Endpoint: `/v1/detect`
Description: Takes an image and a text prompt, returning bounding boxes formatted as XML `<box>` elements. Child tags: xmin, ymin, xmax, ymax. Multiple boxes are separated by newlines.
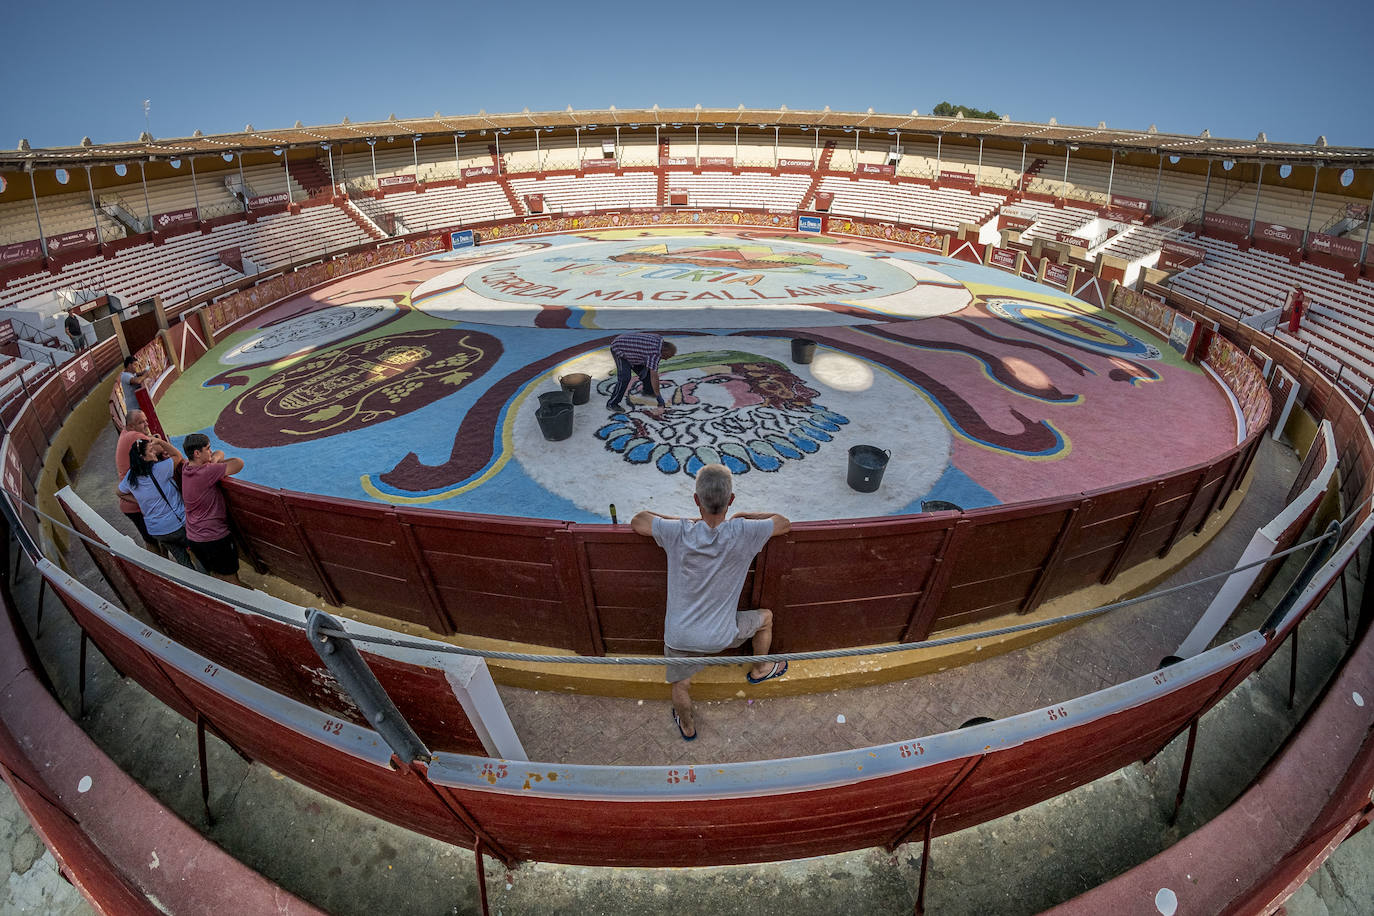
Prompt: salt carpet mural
<box><xmin>156</xmin><ymin>228</ymin><xmax>1238</xmax><ymax>523</ymax></box>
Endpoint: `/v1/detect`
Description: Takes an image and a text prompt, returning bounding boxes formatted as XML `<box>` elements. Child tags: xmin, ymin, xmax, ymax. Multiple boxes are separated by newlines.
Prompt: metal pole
<box><xmin>139</xmin><ymin>161</ymin><xmax>153</xmax><ymax>232</ymax></box>
<box><xmin>1107</xmin><ymin>154</ymin><xmax>1116</xmax><ymax>199</ymax></box>
<box><xmin>935</xmin><ymin>135</ymin><xmax>942</xmax><ymax>177</ymax></box>
<box><xmin>853</xmin><ymin>130</ymin><xmax>859</xmax><ymax>174</ymax></box>
<box><xmin>813</xmin><ymin>128</ymin><xmax>818</xmax><ymax>167</ymax></box>
<box><xmin>84</xmin><ymin>165</ymin><xmax>102</xmax><ymax>246</ymax></box>
<box><xmin>369</xmin><ymin>141</ymin><xmax>378</xmax><ymax>187</ymax></box>
<box><xmin>1200</xmin><ymin>159</ymin><xmax>1213</xmax><ymax>226</ymax></box>
<box><xmin>1153</xmin><ymin>154</ymin><xmax>1163</xmax><ymax>216</ymax></box>
<box><xmin>575</xmin><ymin>128</ymin><xmax>581</xmax><ymax>167</ymax></box>
<box><xmin>695</xmin><ymin>125</ymin><xmax>699</xmax><ymax>163</ymax></box>
<box><xmin>283</xmin><ymin>150</ymin><xmax>292</xmax><ymax>203</ymax></box>
<box><xmin>29</xmin><ymin>170</ymin><xmax>47</xmax><ymax>258</ymax></box>
<box><xmin>327</xmin><ymin>146</ymin><xmax>336</xmax><ymax>192</ymax></box>
<box><xmin>495</xmin><ymin>132</ymin><xmax>501</xmax><ymax>175</ymax></box>
<box><xmin>453</xmin><ymin>136</ymin><xmax>460</xmax><ymax>183</ymax></box>
<box><xmin>976</xmin><ymin>138</ymin><xmax>983</xmax><ymax>188</ymax></box>
<box><xmin>1302</xmin><ymin>165</ymin><xmax>1321</xmax><ymax>249</ymax></box>
<box><xmin>1249</xmin><ymin>163</ymin><xmax>1264</xmax><ymax>236</ymax></box>
<box><xmin>1360</xmin><ymin>183</ymin><xmax>1374</xmax><ymax>265</ymax></box>
<box><xmin>188</xmin><ymin>157</ymin><xmax>200</xmax><ymax>220</ymax></box>
<box><xmin>535</xmin><ymin>130</ymin><xmax>540</xmax><ymax>172</ymax></box>
<box><xmin>734</xmin><ymin>126</ymin><xmax>739</xmax><ymax>164</ymax></box>
<box><xmin>412</xmin><ymin>137</ymin><xmax>420</xmax><ymax>182</ymax></box>
<box><xmin>237</xmin><ymin>154</ymin><xmax>248</xmax><ymax>212</ymax></box>
<box><xmin>772</xmin><ymin>126</ymin><xmax>778</xmax><ymax>167</ymax></box>
<box><xmin>1019</xmin><ymin>142</ymin><xmax>1027</xmax><ymax>190</ymax></box>
<box><xmin>615</xmin><ymin>126</ymin><xmax>621</xmax><ymax>167</ymax></box>
<box><xmin>1062</xmin><ymin>146</ymin><xmax>1070</xmax><ymax>199</ymax></box>
<box><xmin>1168</xmin><ymin>719</ymin><xmax>1200</xmax><ymax>826</ymax></box>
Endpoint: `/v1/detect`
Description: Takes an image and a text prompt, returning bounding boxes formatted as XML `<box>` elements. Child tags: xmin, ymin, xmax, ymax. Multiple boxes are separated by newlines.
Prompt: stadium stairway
<box><xmin>490</xmin><ymin>145</ymin><xmax>525</xmax><ymax>215</ymax></box>
<box><xmin>800</xmin><ymin>140</ymin><xmax>837</xmax><ymax>209</ymax></box>
<box><xmin>291</xmin><ymin>158</ymin><xmax>334</xmax><ymax>198</ymax></box>
<box><xmin>339</xmin><ymin>198</ymin><xmax>387</xmax><ymax>240</ymax></box>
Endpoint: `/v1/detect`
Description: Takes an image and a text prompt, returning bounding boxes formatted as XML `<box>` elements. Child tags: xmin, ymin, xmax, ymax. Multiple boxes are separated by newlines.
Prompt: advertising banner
<box><xmin>153</xmin><ymin>208</ymin><xmax>197</xmax><ymax>232</ymax></box>
<box><xmin>814</xmin><ymin>191</ymin><xmax>834</xmax><ymax>212</ymax></box>
<box><xmin>778</xmin><ymin>158</ymin><xmax>813</xmax><ymax>168</ymax></box>
<box><xmin>668</xmin><ymin>190</ymin><xmax>688</xmax><ymax>206</ymax></box>
<box><xmin>857</xmin><ymin>163</ymin><xmax>896</xmax><ymax>176</ymax></box>
<box><xmin>1306</xmin><ymin>232</ymin><xmax>1360</xmax><ymax>261</ymax></box>
<box><xmin>1110</xmin><ymin>194</ymin><xmax>1150</xmax><ymax>216</ymax></box>
<box><xmin>939</xmin><ymin>170</ymin><xmax>976</xmax><ymax>188</ymax></box>
<box><xmin>1169</xmin><ymin>312</ymin><xmax>1197</xmax><ymax>355</ymax></box>
<box><xmin>46</xmin><ymin>228</ymin><xmax>99</xmax><ymax>251</ymax></box>
<box><xmin>700</xmin><ymin>157</ymin><xmax>733</xmax><ymax>168</ymax></box>
<box><xmin>799</xmin><ymin>215</ymin><xmax>823</xmax><ymax>233</ymax></box>
<box><xmin>660</xmin><ymin>157</ymin><xmax>693</xmax><ymax>167</ymax></box>
<box><xmin>1000</xmin><ymin>206</ymin><xmax>1036</xmax><ymax>233</ymax></box>
<box><xmin>378</xmin><ymin>174</ymin><xmax>416</xmax><ymax>189</ymax></box>
<box><xmin>61</xmin><ymin>353</ymin><xmax>94</xmax><ymax>393</ymax></box>
<box><xmin>248</xmin><ymin>192</ymin><xmax>289</xmax><ymax>208</ymax></box>
<box><xmin>218</xmin><ymin>247</ymin><xmax>244</xmax><ymax>273</ymax></box>
<box><xmin>582</xmin><ymin>159</ymin><xmax>617</xmax><ymax>170</ymax></box>
<box><xmin>1043</xmin><ymin>262</ymin><xmax>1071</xmax><ymax>288</ymax></box>
<box><xmin>450</xmin><ymin>229</ymin><xmax>475</xmax><ymax>250</ymax></box>
<box><xmin>1054</xmin><ymin>232</ymin><xmax>1091</xmax><ymax>249</ymax></box>
<box><xmin>462</xmin><ymin>165</ymin><xmax>495</xmax><ymax>179</ymax></box>
<box><xmin>1159</xmin><ymin>240</ymin><xmax>1207</xmax><ymax>271</ymax></box>
<box><xmin>0</xmin><ymin>320</ymin><xmax>15</xmax><ymax>346</ymax></box>
<box><xmin>0</xmin><ymin>239</ymin><xmax>43</xmax><ymax>266</ymax></box>
<box><xmin>1253</xmin><ymin>220</ymin><xmax>1301</xmax><ymax>249</ymax></box>
<box><xmin>1203</xmin><ymin>211</ymin><xmax>1250</xmax><ymax>236</ymax></box>
<box><xmin>990</xmin><ymin>247</ymin><xmax>1019</xmax><ymax>271</ymax></box>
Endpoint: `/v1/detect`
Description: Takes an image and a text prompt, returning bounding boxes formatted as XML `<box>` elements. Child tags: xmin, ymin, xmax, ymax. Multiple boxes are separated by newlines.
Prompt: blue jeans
<box><xmin>607</xmin><ymin>355</ymin><xmax>656</xmax><ymax>407</ymax></box>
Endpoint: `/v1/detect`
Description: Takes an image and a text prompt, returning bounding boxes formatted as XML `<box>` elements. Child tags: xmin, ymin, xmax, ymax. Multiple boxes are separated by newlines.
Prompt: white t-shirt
<box><xmin>653</xmin><ymin>516</ymin><xmax>775</xmax><ymax>652</ymax></box>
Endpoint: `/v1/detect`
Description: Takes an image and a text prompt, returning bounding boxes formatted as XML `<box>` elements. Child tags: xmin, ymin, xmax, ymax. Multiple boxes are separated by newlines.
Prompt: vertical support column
<box><xmin>976</xmin><ymin>137</ymin><xmax>983</xmax><ymax>187</ymax></box>
<box><xmin>1302</xmin><ymin>164</ymin><xmax>1322</xmax><ymax>249</ymax></box>
<box><xmin>84</xmin><ymin>165</ymin><xmax>102</xmax><ymax>247</ymax></box>
<box><xmin>1249</xmin><ymin>162</ymin><xmax>1264</xmax><ymax>236</ymax></box>
<box><xmin>1169</xmin><ymin>718</ymin><xmax>1200</xmax><ymax>826</ymax></box>
<box><xmin>1152</xmin><ymin>154</ymin><xmax>1163</xmax><ymax>216</ymax></box>
<box><xmin>237</xmin><ymin>154</ymin><xmax>248</xmax><ymax>213</ymax></box>
<box><xmin>139</xmin><ymin>161</ymin><xmax>153</xmax><ymax>233</ymax></box>
<box><xmin>1107</xmin><ymin>153</ymin><xmax>1115</xmax><ymax>200</ymax></box>
<box><xmin>28</xmin><ymin>170</ymin><xmax>47</xmax><ymax>259</ymax></box>
<box><xmin>935</xmin><ymin>134</ymin><xmax>942</xmax><ymax>178</ymax></box>
<box><xmin>1200</xmin><ymin>159</ymin><xmax>1213</xmax><ymax>229</ymax></box>
<box><xmin>189</xmin><ymin>156</ymin><xmax>201</xmax><ymax>221</ymax></box>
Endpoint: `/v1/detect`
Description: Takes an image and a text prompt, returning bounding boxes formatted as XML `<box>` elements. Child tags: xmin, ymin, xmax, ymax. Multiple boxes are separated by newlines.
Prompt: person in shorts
<box><xmin>113</xmin><ymin>410</ymin><xmax>164</xmax><ymax>556</ymax></box>
<box><xmin>180</xmin><ymin>433</ymin><xmax>245</xmax><ymax>586</ymax></box>
<box><xmin>64</xmin><ymin>308</ymin><xmax>84</xmax><ymax>352</ymax></box>
<box><xmin>631</xmin><ymin>463</ymin><xmax>790</xmax><ymax>740</ymax></box>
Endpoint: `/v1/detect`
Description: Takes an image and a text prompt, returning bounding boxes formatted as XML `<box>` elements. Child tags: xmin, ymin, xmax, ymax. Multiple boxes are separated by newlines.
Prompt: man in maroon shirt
<box><xmin>180</xmin><ymin>433</ymin><xmax>245</xmax><ymax>585</ymax></box>
<box><xmin>606</xmin><ymin>332</ymin><xmax>676</xmax><ymax>412</ymax></box>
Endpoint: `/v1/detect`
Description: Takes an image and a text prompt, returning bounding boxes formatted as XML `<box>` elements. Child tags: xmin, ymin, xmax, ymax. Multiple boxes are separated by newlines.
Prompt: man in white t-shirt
<box><xmin>631</xmin><ymin>464</ymin><xmax>791</xmax><ymax>740</ymax></box>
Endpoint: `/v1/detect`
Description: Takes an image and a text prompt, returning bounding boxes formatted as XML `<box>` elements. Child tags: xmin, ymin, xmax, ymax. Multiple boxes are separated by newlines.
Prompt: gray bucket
<box><xmin>535</xmin><ymin>402</ymin><xmax>574</xmax><ymax>441</ymax></box>
<box><xmin>846</xmin><ymin>445</ymin><xmax>890</xmax><ymax>492</ymax></box>
<box><xmin>791</xmin><ymin>338</ymin><xmax>817</xmax><ymax>364</ymax></box>
<box><xmin>538</xmin><ymin>390</ymin><xmax>573</xmax><ymax>410</ymax></box>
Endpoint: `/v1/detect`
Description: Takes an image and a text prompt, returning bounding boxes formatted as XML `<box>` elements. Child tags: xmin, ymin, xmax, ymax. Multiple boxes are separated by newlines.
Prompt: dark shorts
<box><xmin>189</xmin><ymin>534</ymin><xmax>239</xmax><ymax>576</ymax></box>
<box><xmin>123</xmin><ymin>511</ymin><xmax>158</xmax><ymax>547</ymax></box>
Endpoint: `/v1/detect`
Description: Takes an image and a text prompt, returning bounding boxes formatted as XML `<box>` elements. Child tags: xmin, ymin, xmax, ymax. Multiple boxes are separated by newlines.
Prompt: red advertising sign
<box><xmin>858</xmin><ymin>163</ymin><xmax>895</xmax><ymax>176</ymax></box>
<box><xmin>1203</xmin><ymin>211</ymin><xmax>1251</xmax><ymax>236</ymax></box>
<box><xmin>462</xmin><ymin>165</ymin><xmax>495</xmax><ymax>179</ymax></box>
<box><xmin>218</xmin><ymin>247</ymin><xmax>244</xmax><ymax>273</ymax></box>
<box><xmin>1000</xmin><ymin>207</ymin><xmax>1036</xmax><ymax>233</ymax></box>
<box><xmin>814</xmin><ymin>191</ymin><xmax>834</xmax><ymax>212</ymax></box>
<box><xmin>1043</xmin><ymin>263</ymin><xmax>1071</xmax><ymax>288</ymax></box>
<box><xmin>1253</xmin><ymin>220</ymin><xmax>1301</xmax><ymax>249</ymax></box>
<box><xmin>660</xmin><ymin>157</ymin><xmax>693</xmax><ymax>167</ymax></box>
<box><xmin>582</xmin><ymin>158</ymin><xmax>618</xmax><ymax>170</ymax></box>
<box><xmin>46</xmin><ymin>228</ymin><xmax>100</xmax><ymax>251</ymax></box>
<box><xmin>0</xmin><ymin>239</ymin><xmax>43</xmax><ymax>266</ymax></box>
<box><xmin>61</xmin><ymin>354</ymin><xmax>94</xmax><ymax>393</ymax></box>
<box><xmin>152</xmin><ymin>207</ymin><xmax>197</xmax><ymax>231</ymax></box>
<box><xmin>0</xmin><ymin>320</ymin><xmax>15</xmax><ymax>346</ymax></box>
<box><xmin>669</xmin><ymin>190</ymin><xmax>688</xmax><ymax>206</ymax></box>
<box><xmin>1306</xmin><ymin>231</ymin><xmax>1361</xmax><ymax>261</ymax></box>
<box><xmin>1054</xmin><ymin>232</ymin><xmax>1091</xmax><ymax>248</ymax></box>
<box><xmin>248</xmin><ymin>192</ymin><xmax>289</xmax><ymax>208</ymax></box>
<box><xmin>940</xmin><ymin>170</ymin><xmax>976</xmax><ymax>188</ymax></box>
<box><xmin>990</xmin><ymin>247</ymin><xmax>1019</xmax><ymax>271</ymax></box>
<box><xmin>700</xmin><ymin>156</ymin><xmax>733</xmax><ymax>168</ymax></box>
<box><xmin>378</xmin><ymin>174</ymin><xmax>417</xmax><ymax>189</ymax></box>
<box><xmin>1109</xmin><ymin>194</ymin><xmax>1150</xmax><ymax>215</ymax></box>
<box><xmin>3</xmin><ymin>444</ymin><xmax>20</xmax><ymax>501</ymax></box>
<box><xmin>779</xmin><ymin>158</ymin><xmax>813</xmax><ymax>168</ymax></box>
<box><xmin>1158</xmin><ymin>240</ymin><xmax>1206</xmax><ymax>271</ymax></box>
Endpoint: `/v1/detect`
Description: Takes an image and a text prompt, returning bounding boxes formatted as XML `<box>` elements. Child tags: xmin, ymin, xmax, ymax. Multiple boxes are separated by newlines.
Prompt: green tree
<box><xmin>931</xmin><ymin>101</ymin><xmax>1001</xmax><ymax>120</ymax></box>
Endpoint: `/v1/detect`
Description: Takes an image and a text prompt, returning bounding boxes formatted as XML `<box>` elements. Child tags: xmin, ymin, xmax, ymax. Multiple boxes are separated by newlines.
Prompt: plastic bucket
<box><xmin>560</xmin><ymin>372</ymin><xmax>592</xmax><ymax>405</ymax></box>
<box><xmin>790</xmin><ymin>338</ymin><xmax>817</xmax><ymax>364</ymax></box>
<box><xmin>535</xmin><ymin>402</ymin><xmax>574</xmax><ymax>441</ymax></box>
<box><xmin>846</xmin><ymin>445</ymin><xmax>890</xmax><ymax>493</ymax></box>
<box><xmin>538</xmin><ymin>390</ymin><xmax>573</xmax><ymax>410</ymax></box>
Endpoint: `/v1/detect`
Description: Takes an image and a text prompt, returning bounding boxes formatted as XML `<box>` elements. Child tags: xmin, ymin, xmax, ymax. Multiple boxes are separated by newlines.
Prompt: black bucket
<box><xmin>846</xmin><ymin>445</ymin><xmax>890</xmax><ymax>493</ymax></box>
<box><xmin>535</xmin><ymin>402</ymin><xmax>574</xmax><ymax>441</ymax></box>
<box><xmin>560</xmin><ymin>372</ymin><xmax>592</xmax><ymax>405</ymax></box>
<box><xmin>538</xmin><ymin>390</ymin><xmax>573</xmax><ymax>410</ymax></box>
<box><xmin>790</xmin><ymin>338</ymin><xmax>817</xmax><ymax>364</ymax></box>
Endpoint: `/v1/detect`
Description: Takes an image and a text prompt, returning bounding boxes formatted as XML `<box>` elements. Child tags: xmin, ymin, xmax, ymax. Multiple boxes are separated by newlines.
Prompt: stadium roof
<box><xmin>3</xmin><ymin>108</ymin><xmax>1372</xmax><ymax>169</ymax></box>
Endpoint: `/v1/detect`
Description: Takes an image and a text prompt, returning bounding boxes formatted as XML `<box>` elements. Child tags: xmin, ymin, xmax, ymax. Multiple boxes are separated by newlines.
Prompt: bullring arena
<box><xmin>0</xmin><ymin>109</ymin><xmax>1372</xmax><ymax>914</ymax></box>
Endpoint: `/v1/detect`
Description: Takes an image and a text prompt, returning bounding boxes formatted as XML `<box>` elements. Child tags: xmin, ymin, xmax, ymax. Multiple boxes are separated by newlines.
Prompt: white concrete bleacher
<box><xmin>667</xmin><ymin>172</ymin><xmax>812</xmax><ymax>212</ymax></box>
<box><xmin>356</xmin><ymin>183</ymin><xmax>517</xmax><ymax>234</ymax></box>
<box><xmin>0</xmin><ymin>190</ymin><xmax>123</xmax><ymax>246</ymax></box>
<box><xmin>2</xmin><ymin>204</ymin><xmax>370</xmax><ymax>310</ymax></box>
<box><xmin>509</xmin><ymin>173</ymin><xmax>657</xmax><ymax>213</ymax></box>
<box><xmin>1099</xmin><ymin>223</ymin><xmax>1183</xmax><ymax>262</ymax></box>
<box><xmin>815</xmin><ymin>175</ymin><xmax>1001</xmax><ymax>231</ymax></box>
<box><xmin>1008</xmin><ymin>199</ymin><xmax>1098</xmax><ymax>242</ymax></box>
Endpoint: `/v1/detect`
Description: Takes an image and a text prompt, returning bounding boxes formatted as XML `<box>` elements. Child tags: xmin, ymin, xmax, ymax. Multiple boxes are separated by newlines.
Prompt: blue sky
<box><xmin>3</xmin><ymin>0</ymin><xmax>1371</xmax><ymax>150</ymax></box>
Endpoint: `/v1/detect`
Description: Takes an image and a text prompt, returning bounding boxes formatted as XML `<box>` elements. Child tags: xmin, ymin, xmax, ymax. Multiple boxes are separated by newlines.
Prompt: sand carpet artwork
<box><xmin>152</xmin><ymin>228</ymin><xmax>1239</xmax><ymax>523</ymax></box>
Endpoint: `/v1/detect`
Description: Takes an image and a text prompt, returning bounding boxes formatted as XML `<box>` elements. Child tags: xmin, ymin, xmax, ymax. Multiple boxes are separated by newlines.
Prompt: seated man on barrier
<box><xmin>631</xmin><ymin>463</ymin><xmax>790</xmax><ymax>740</ymax></box>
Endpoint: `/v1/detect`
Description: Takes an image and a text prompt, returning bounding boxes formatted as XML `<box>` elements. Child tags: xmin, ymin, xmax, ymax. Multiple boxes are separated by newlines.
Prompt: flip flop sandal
<box><xmin>746</xmin><ymin>660</ymin><xmax>789</xmax><ymax>684</ymax></box>
<box><xmin>673</xmin><ymin>709</ymin><xmax>697</xmax><ymax>741</ymax></box>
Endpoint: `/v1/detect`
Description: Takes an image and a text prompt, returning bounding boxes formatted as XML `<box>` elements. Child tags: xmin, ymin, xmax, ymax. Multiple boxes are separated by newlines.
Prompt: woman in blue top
<box><xmin>117</xmin><ymin>436</ymin><xmax>193</xmax><ymax>568</ymax></box>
